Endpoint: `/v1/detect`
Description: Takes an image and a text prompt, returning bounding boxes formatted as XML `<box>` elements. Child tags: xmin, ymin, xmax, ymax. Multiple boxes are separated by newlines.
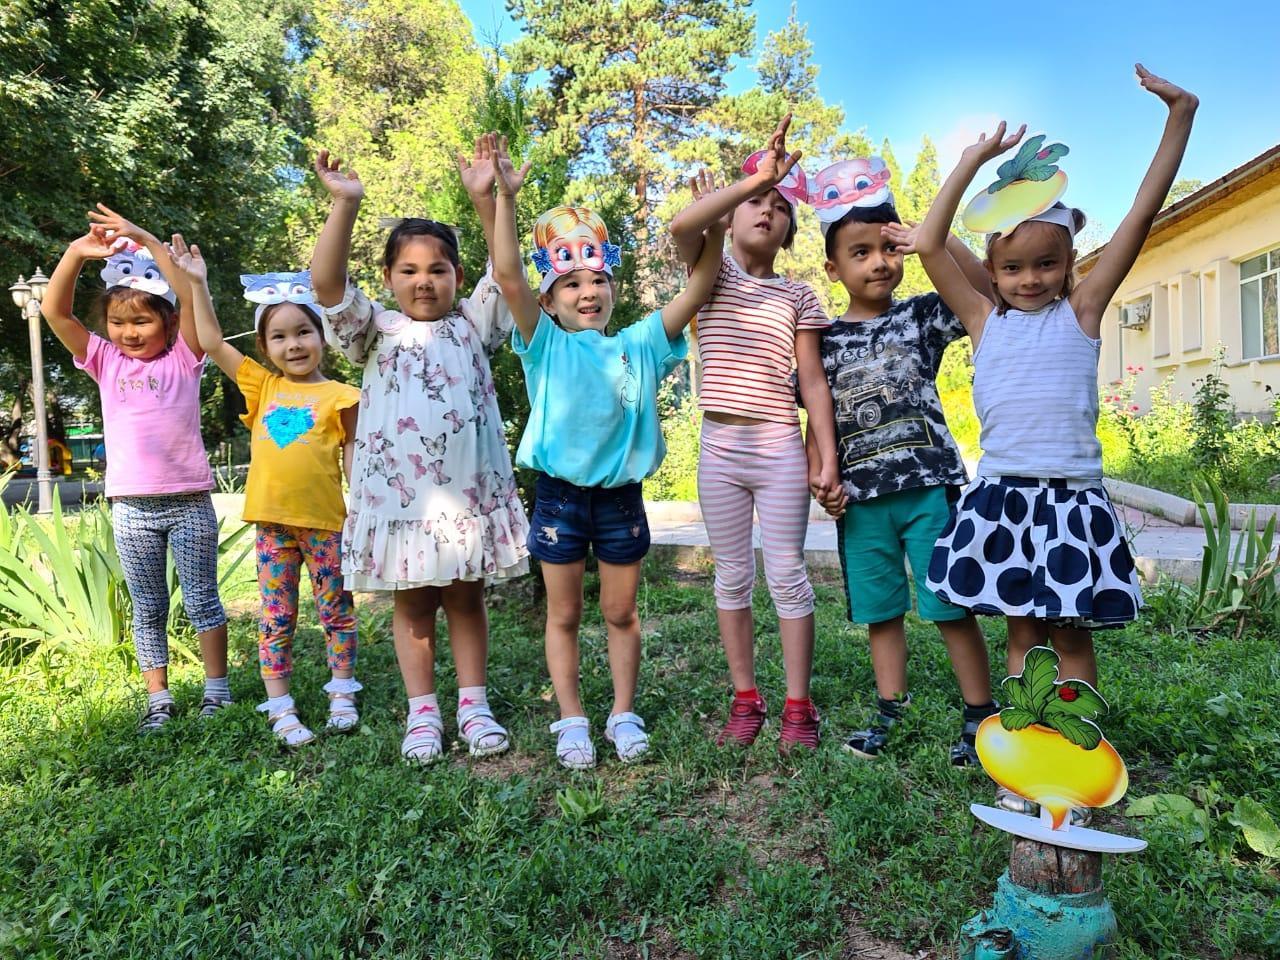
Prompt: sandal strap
<box><xmin>549</xmin><ymin>716</ymin><xmax>590</xmax><ymax>735</ymax></box>
<box><xmin>606</xmin><ymin>712</ymin><xmax>647</xmax><ymax>742</ymax></box>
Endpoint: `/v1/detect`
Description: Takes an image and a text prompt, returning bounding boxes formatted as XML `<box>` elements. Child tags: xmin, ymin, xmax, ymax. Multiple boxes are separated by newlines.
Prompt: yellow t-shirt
<box><xmin>237</xmin><ymin>357</ymin><xmax>360</xmax><ymax>532</ymax></box>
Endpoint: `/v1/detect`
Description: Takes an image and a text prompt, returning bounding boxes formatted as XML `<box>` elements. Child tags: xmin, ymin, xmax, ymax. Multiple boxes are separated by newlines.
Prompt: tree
<box><xmin>507</xmin><ymin>0</ymin><xmax>754</xmax><ymax>305</ymax></box>
<box><xmin>1165</xmin><ymin>178</ymin><xmax>1203</xmax><ymax>207</ymax></box>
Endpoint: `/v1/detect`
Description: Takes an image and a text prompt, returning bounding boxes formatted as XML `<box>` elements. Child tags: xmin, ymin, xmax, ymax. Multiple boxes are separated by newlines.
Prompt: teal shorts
<box><xmin>835</xmin><ymin>485</ymin><xmax>968</xmax><ymax>624</ymax></box>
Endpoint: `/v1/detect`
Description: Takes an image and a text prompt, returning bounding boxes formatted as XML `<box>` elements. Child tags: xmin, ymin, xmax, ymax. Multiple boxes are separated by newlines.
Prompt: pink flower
<box><xmin>1130</xmin><ymin>405</ymin><xmax>1140</xmax><ymax>412</ymax></box>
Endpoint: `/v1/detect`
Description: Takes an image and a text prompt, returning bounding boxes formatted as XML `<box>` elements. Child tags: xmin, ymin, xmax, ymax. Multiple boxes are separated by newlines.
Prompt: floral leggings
<box><xmin>257</xmin><ymin>524</ymin><xmax>357</xmax><ymax>680</ymax></box>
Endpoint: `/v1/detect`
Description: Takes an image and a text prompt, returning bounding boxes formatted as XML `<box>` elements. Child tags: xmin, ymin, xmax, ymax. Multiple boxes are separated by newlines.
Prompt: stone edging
<box><xmin>1103</xmin><ymin>478</ymin><xmax>1280</xmax><ymax>531</ymax></box>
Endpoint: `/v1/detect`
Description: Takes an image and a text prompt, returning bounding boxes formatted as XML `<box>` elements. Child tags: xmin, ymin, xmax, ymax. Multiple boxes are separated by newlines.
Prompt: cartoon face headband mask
<box><xmin>240</xmin><ymin>270</ymin><xmax>320</xmax><ymax>325</ymax></box>
<box><xmin>962</xmin><ymin>134</ymin><xmax>1070</xmax><ymax>237</ymax></box>
<box><xmin>740</xmin><ymin>150</ymin><xmax>810</xmax><ymax>211</ymax></box>
<box><xmin>808</xmin><ymin>157</ymin><xmax>894</xmax><ymax>236</ymax></box>
<box><xmin>530</xmin><ymin>206</ymin><xmax>622</xmax><ymax>294</ymax></box>
<box><xmin>100</xmin><ymin>240</ymin><xmax>177</xmax><ymax>305</ymax></box>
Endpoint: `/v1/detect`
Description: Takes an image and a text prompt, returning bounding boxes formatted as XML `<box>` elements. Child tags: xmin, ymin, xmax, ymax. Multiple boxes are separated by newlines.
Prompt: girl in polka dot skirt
<box><xmin>913</xmin><ymin>65</ymin><xmax>1197</xmax><ymax>692</ymax></box>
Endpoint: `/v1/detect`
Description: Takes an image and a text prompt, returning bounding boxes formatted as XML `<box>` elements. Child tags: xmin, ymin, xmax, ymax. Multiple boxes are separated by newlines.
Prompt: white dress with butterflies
<box><xmin>320</xmin><ymin>271</ymin><xmax>530</xmax><ymax>590</ymax></box>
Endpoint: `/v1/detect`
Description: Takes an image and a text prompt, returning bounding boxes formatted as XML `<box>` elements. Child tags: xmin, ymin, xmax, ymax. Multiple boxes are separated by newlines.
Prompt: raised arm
<box><xmin>1071</xmin><ymin>65</ymin><xmax>1198</xmax><ymax>335</ymax></box>
<box><xmin>661</xmin><ymin>172</ymin><xmax>726</xmax><ymax>339</ymax></box>
<box><xmin>488</xmin><ymin>135</ymin><xmax>540</xmax><ymax>343</ymax></box>
<box><xmin>883</xmin><ymin>221</ymin><xmax>994</xmax><ymax>301</ymax></box>
<box><xmin>457</xmin><ymin>133</ymin><xmax>501</xmax><ymax>257</ymax></box>
<box><xmin>87</xmin><ymin>204</ymin><xmax>200</xmax><ymax>356</ymax></box>
<box><xmin>668</xmin><ymin>114</ymin><xmax>802</xmax><ymax>267</ymax></box>
<box><xmin>310</xmin><ymin>150</ymin><xmax>364</xmax><ymax>307</ymax></box>
<box><xmin>39</xmin><ymin>230</ymin><xmax>115</xmax><ymax>362</ymax></box>
<box><xmin>915</xmin><ymin>122</ymin><xmax>1025</xmax><ymax>341</ymax></box>
<box><xmin>167</xmin><ymin>235</ymin><xmax>244</xmax><ymax>379</ymax></box>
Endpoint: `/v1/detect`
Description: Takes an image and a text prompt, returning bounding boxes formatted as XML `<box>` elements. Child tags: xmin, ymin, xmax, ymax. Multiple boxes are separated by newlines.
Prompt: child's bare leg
<box><xmin>936</xmin><ymin>615</ymin><xmax>992</xmax><ymax>705</ymax></box>
<box><xmin>598</xmin><ymin>559</ymin><xmax>642</xmax><ymax>716</ymax></box>
<box><xmin>197</xmin><ymin>624</ymin><xmax>229</xmax><ymax>679</ymax></box>
<box><xmin>142</xmin><ymin>666</ymin><xmax>169</xmax><ymax>695</ymax></box>
<box><xmin>868</xmin><ymin>616</ymin><xmax>909</xmax><ymax>700</ymax></box>
<box><xmin>440</xmin><ymin>579</ymin><xmax>488</xmax><ymax>688</ymax></box>
<box><xmin>718</xmin><ymin>606</ymin><xmax>757</xmax><ymax>692</ymax></box>
<box><xmin>1048</xmin><ymin>626</ymin><xmax>1097</xmax><ymax>685</ymax></box>
<box><xmin>778</xmin><ymin>613</ymin><xmax>815</xmax><ymax>701</ymax></box>
<box><xmin>393</xmin><ymin>585</ymin><xmax>441</xmax><ymax>697</ymax></box>
<box><xmin>1005</xmin><ymin>615</ymin><xmax>1046</xmax><ymax>676</ymax></box>
<box><xmin>542</xmin><ymin>560</ymin><xmax>587</xmax><ymax>719</ymax></box>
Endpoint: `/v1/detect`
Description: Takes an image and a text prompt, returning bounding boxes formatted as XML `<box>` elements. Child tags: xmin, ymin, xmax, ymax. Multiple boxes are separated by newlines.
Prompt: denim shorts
<box><xmin>527</xmin><ymin>474</ymin><xmax>651</xmax><ymax>565</ymax></box>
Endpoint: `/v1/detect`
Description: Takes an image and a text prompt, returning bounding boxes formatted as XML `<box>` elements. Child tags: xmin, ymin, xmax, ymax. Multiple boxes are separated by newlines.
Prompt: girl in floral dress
<box><xmin>308</xmin><ymin>144</ymin><xmax>529</xmax><ymax>765</ymax></box>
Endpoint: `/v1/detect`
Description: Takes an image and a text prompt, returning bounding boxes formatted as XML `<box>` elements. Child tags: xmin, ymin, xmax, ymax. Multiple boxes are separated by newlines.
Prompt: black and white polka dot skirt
<box><xmin>925</xmin><ymin>476</ymin><xmax>1143</xmax><ymax>629</ymax></box>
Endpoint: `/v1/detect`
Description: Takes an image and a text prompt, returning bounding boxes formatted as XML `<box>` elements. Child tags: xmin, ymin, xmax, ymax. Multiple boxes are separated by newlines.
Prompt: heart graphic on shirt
<box><xmin>262</xmin><ymin>404</ymin><xmax>315</xmax><ymax>448</ymax></box>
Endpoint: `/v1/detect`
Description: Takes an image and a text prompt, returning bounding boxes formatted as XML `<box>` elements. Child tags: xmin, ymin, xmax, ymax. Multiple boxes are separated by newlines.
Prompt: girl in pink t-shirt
<box><xmin>41</xmin><ymin>207</ymin><xmax>229</xmax><ymax>733</ymax></box>
<box><xmin>669</xmin><ymin>117</ymin><xmax>840</xmax><ymax>752</ymax></box>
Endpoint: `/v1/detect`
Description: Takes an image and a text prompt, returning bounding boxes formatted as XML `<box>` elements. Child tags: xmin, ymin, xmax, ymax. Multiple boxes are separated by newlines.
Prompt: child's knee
<box><xmin>184</xmin><ymin>586</ymin><xmax>226</xmax><ymax>634</ymax></box>
<box><xmin>768</xmin><ymin>576</ymin><xmax>815</xmax><ymax>619</ymax></box>
<box><xmin>713</xmin><ymin>570</ymin><xmax>754</xmax><ymax>609</ymax></box>
<box><xmin>600</xmin><ymin>599</ymin><xmax>638</xmax><ymax>633</ymax></box>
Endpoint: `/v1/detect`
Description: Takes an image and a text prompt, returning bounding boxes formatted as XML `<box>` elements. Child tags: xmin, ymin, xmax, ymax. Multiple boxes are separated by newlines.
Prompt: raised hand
<box><xmin>1135</xmin><ymin>63</ymin><xmax>1199</xmax><ymax>114</ymax></box>
<box><xmin>314</xmin><ymin>150</ymin><xmax>365</xmax><ymax>201</ymax></box>
<box><xmin>167</xmin><ymin>234</ymin><xmax>207</xmax><ymax>284</ymax></box>
<box><xmin>691</xmin><ymin>169</ymin><xmax>731</xmax><ymax>231</ymax></box>
<box><xmin>961</xmin><ymin>121</ymin><xmax>1027</xmax><ymax>167</ymax></box>
<box><xmin>881</xmin><ymin>220</ymin><xmax>919</xmax><ymax>255</ymax></box>
<box><xmin>753</xmin><ymin>113</ymin><xmax>803</xmax><ymax>187</ymax></box>
<box><xmin>86</xmin><ymin>203</ymin><xmax>151</xmax><ymax>245</ymax></box>
<box><xmin>456</xmin><ymin>133</ymin><xmax>497</xmax><ymax>198</ymax></box>
<box><xmin>68</xmin><ymin>225</ymin><xmax>119</xmax><ymax>261</ymax></box>
<box><xmin>493</xmin><ymin>134</ymin><xmax>532</xmax><ymax>197</ymax></box>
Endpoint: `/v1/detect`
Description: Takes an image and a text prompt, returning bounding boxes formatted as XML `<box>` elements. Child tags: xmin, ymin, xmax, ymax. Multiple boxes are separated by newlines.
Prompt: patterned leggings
<box><xmin>257</xmin><ymin>524</ymin><xmax>357</xmax><ymax>680</ymax></box>
<box><xmin>697</xmin><ymin>418</ymin><xmax>816</xmax><ymax>619</ymax></box>
<box><xmin>112</xmin><ymin>493</ymin><xmax>227</xmax><ymax>672</ymax></box>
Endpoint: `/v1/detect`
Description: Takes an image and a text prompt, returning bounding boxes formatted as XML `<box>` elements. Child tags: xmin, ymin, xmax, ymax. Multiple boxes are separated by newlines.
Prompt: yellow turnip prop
<box><xmin>976</xmin><ymin>646</ymin><xmax>1128</xmax><ymax>829</ymax></box>
<box><xmin>962</xmin><ymin>134</ymin><xmax>1069</xmax><ymax>236</ymax></box>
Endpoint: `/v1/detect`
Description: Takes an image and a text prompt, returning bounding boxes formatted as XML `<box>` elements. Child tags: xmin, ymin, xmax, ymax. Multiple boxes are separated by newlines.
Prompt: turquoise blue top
<box><xmin>513</xmin><ymin>310</ymin><xmax>688</xmax><ymax>488</ymax></box>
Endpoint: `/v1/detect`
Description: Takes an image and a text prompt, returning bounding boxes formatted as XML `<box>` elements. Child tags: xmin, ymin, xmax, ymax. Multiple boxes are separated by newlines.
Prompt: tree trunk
<box><xmin>1008</xmin><ymin>838</ymin><xmax>1103</xmax><ymax>895</ymax></box>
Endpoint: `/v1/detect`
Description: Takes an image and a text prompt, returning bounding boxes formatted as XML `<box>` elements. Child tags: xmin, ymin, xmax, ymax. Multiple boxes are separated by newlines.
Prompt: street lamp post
<box><xmin>8</xmin><ymin>268</ymin><xmax>52</xmax><ymax>515</ymax></box>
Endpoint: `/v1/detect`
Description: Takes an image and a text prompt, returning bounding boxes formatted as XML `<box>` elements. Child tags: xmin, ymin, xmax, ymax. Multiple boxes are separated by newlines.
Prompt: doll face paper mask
<box><xmin>530</xmin><ymin>206</ymin><xmax>622</xmax><ymax>294</ymax></box>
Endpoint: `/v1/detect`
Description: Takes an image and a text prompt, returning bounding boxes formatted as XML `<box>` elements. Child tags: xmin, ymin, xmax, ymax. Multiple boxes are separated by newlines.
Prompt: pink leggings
<box><xmin>697</xmin><ymin>419</ymin><xmax>815</xmax><ymax>619</ymax></box>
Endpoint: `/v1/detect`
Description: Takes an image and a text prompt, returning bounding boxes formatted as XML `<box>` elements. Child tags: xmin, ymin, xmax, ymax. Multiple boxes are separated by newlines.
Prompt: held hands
<box><xmin>314</xmin><ymin>150</ymin><xmax>364</xmax><ymax>202</ymax></box>
<box><xmin>750</xmin><ymin>113</ymin><xmax>803</xmax><ymax>190</ymax></box>
<box><xmin>1135</xmin><ymin>63</ymin><xmax>1198</xmax><ymax>115</ymax></box>
<box><xmin>167</xmin><ymin>234</ymin><xmax>207</xmax><ymax>285</ymax></box>
<box><xmin>691</xmin><ymin>169</ymin><xmax>731</xmax><ymax>231</ymax></box>
<box><xmin>808</xmin><ymin>464</ymin><xmax>847</xmax><ymax>518</ymax></box>
<box><xmin>491</xmin><ymin>134</ymin><xmax>532</xmax><ymax>198</ymax></box>
<box><xmin>960</xmin><ymin>121</ymin><xmax>1028</xmax><ymax>168</ymax></box>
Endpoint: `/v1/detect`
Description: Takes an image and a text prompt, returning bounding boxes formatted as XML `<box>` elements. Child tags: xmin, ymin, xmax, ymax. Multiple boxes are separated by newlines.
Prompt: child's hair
<box><xmin>823</xmin><ymin>202</ymin><xmax>901</xmax><ymax>259</ymax></box>
<box><xmin>382</xmin><ymin>219</ymin><xmax>461</xmax><ymax>270</ymax></box>
<box><xmin>255</xmin><ymin>302</ymin><xmax>325</xmax><ymax>352</ymax></box>
<box><xmin>100</xmin><ymin>287</ymin><xmax>179</xmax><ymax>346</ymax></box>
<box><xmin>984</xmin><ymin>207</ymin><xmax>1087</xmax><ymax>314</ymax></box>
<box><xmin>532</xmin><ymin>205</ymin><xmax>610</xmax><ymax>252</ymax></box>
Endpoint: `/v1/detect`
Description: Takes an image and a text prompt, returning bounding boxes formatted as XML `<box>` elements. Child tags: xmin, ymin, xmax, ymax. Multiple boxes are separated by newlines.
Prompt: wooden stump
<box><xmin>1009</xmin><ymin>837</ymin><xmax>1103</xmax><ymax>895</ymax></box>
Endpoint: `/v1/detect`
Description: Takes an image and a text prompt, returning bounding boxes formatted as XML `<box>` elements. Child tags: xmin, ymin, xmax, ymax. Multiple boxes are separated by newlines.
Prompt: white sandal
<box><xmin>550</xmin><ymin>716</ymin><xmax>595</xmax><ymax>770</ymax></box>
<box><xmin>458</xmin><ymin>708</ymin><xmax>510</xmax><ymax>758</ymax></box>
<box><xmin>323</xmin><ymin>677</ymin><xmax>363</xmax><ymax>733</ymax></box>
<box><xmin>605</xmin><ymin>712</ymin><xmax>649</xmax><ymax>763</ymax></box>
<box><xmin>402</xmin><ymin>712</ymin><xmax>446</xmax><ymax>765</ymax></box>
<box><xmin>257</xmin><ymin>701</ymin><xmax>315</xmax><ymax>748</ymax></box>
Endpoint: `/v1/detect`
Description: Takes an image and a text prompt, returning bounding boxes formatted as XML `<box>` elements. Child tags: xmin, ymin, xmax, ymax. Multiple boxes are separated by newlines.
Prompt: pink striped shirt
<box><xmin>696</xmin><ymin>254</ymin><xmax>829</xmax><ymax>424</ymax></box>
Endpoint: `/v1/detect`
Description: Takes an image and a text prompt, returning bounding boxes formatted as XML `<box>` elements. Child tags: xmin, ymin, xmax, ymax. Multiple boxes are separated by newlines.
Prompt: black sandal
<box><xmin>138</xmin><ymin>701</ymin><xmax>176</xmax><ymax>734</ymax></box>
<box><xmin>842</xmin><ymin>693</ymin><xmax>911</xmax><ymax>759</ymax></box>
<box><xmin>950</xmin><ymin>701</ymin><xmax>1000</xmax><ymax>767</ymax></box>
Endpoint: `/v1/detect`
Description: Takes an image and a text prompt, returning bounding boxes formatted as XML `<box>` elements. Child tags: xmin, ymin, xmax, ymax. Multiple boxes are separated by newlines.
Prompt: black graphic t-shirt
<box><xmin>819</xmin><ymin>293</ymin><xmax>969</xmax><ymax>502</ymax></box>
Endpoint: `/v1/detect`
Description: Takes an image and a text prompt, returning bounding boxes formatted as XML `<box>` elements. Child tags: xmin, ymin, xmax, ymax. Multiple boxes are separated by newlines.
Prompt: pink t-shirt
<box><xmin>75</xmin><ymin>334</ymin><xmax>213</xmax><ymax>497</ymax></box>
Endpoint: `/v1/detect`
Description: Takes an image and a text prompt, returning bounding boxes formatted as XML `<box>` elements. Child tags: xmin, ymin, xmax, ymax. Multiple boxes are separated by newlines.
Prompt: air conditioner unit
<box><xmin>1119</xmin><ymin>299</ymin><xmax>1151</xmax><ymax>329</ymax></box>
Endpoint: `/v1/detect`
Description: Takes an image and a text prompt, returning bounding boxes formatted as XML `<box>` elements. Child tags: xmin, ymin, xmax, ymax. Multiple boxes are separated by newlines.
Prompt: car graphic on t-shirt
<box><xmin>834</xmin><ymin>374</ymin><xmax>921</xmax><ymax>428</ymax></box>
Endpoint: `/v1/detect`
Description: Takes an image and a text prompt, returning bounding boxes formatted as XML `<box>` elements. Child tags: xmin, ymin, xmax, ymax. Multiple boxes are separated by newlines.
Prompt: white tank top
<box><xmin>972</xmin><ymin>297</ymin><xmax>1103</xmax><ymax>481</ymax></box>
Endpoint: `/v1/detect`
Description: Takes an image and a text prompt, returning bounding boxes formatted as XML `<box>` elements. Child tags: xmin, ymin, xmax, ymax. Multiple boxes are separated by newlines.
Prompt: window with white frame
<box><xmin>1240</xmin><ymin>246</ymin><xmax>1279</xmax><ymax>360</ymax></box>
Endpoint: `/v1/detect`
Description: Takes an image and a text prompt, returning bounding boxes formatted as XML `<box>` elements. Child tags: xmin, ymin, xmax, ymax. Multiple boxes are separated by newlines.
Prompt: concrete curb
<box><xmin>1104</xmin><ymin>477</ymin><xmax>1280</xmax><ymax>531</ymax></box>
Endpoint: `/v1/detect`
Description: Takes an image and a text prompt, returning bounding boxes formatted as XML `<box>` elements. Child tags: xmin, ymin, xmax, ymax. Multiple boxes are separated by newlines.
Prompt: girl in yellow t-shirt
<box><xmin>170</xmin><ymin>237</ymin><xmax>361</xmax><ymax>747</ymax></box>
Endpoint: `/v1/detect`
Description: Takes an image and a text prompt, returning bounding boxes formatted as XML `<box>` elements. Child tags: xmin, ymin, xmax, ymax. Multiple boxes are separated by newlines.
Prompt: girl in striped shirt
<box><xmin>669</xmin><ymin>116</ymin><xmax>839</xmax><ymax>751</ymax></box>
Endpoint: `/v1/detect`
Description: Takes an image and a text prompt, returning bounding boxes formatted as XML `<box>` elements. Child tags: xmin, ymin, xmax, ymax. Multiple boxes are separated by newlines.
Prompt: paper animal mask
<box><xmin>100</xmin><ymin>240</ymin><xmax>176</xmax><ymax>305</ymax></box>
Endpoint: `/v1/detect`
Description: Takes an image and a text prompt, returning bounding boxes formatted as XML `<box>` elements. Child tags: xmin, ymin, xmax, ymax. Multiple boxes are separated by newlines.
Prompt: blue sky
<box><xmin>460</xmin><ymin>0</ymin><xmax>1280</xmax><ymax>239</ymax></box>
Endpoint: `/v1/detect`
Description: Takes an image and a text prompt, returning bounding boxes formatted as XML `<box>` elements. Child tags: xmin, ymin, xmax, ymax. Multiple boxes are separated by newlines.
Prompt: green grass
<box><xmin>1</xmin><ymin>558</ymin><xmax>1277</xmax><ymax>958</ymax></box>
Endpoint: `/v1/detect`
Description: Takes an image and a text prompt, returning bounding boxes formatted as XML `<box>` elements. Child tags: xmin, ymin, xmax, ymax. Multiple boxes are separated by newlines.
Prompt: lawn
<box><xmin>0</xmin><ymin>556</ymin><xmax>1276</xmax><ymax>959</ymax></box>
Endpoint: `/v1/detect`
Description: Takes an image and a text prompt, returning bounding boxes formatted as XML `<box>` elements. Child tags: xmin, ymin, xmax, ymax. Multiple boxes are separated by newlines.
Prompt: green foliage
<box><xmin>644</xmin><ymin>383</ymin><xmax>701</xmax><ymax>501</ymax></box>
<box><xmin>998</xmin><ymin>646</ymin><xmax>1107</xmax><ymax>749</ymax></box>
<box><xmin>986</xmin><ymin>134</ymin><xmax>1068</xmax><ymax>193</ymax></box>
<box><xmin>1185</xmin><ymin>475</ymin><xmax>1279</xmax><ymax>636</ymax></box>
<box><xmin>1191</xmin><ymin>348</ymin><xmax>1235</xmax><ymax>470</ymax></box>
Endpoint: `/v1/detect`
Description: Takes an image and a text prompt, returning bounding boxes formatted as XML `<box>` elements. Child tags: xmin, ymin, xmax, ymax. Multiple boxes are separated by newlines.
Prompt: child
<box><xmin>40</xmin><ymin>206</ymin><xmax>230</xmax><ymax>732</ymax></box>
<box><xmin>803</xmin><ymin>163</ymin><xmax>1000</xmax><ymax>764</ymax></box>
<box><xmin>481</xmin><ymin>134</ymin><xmax>722</xmax><ymax>768</ymax></box>
<box><xmin>668</xmin><ymin>116</ymin><xmax>840</xmax><ymax>750</ymax></box>
<box><xmin>169</xmin><ymin>238</ymin><xmax>362</xmax><ymax>747</ymax></box>
<box><xmin>916</xmin><ymin>65</ymin><xmax>1196</xmax><ymax>694</ymax></box>
<box><xmin>308</xmin><ymin>145</ymin><xmax>529</xmax><ymax>765</ymax></box>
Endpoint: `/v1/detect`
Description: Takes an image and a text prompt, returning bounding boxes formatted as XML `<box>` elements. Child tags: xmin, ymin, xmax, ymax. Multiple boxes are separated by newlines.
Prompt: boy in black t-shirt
<box><xmin>807</xmin><ymin>176</ymin><xmax>998</xmax><ymax>763</ymax></box>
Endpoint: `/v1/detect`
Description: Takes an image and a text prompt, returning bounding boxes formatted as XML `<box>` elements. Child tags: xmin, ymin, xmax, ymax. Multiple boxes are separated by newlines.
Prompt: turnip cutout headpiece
<box><xmin>100</xmin><ymin>239</ymin><xmax>177</xmax><ymax>305</ymax></box>
<box><xmin>962</xmin><ymin>134</ymin><xmax>1070</xmax><ymax>236</ymax></box>
<box><xmin>807</xmin><ymin>158</ymin><xmax>894</xmax><ymax>236</ymax></box>
<box><xmin>240</xmin><ymin>270</ymin><xmax>320</xmax><ymax>326</ymax></box>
